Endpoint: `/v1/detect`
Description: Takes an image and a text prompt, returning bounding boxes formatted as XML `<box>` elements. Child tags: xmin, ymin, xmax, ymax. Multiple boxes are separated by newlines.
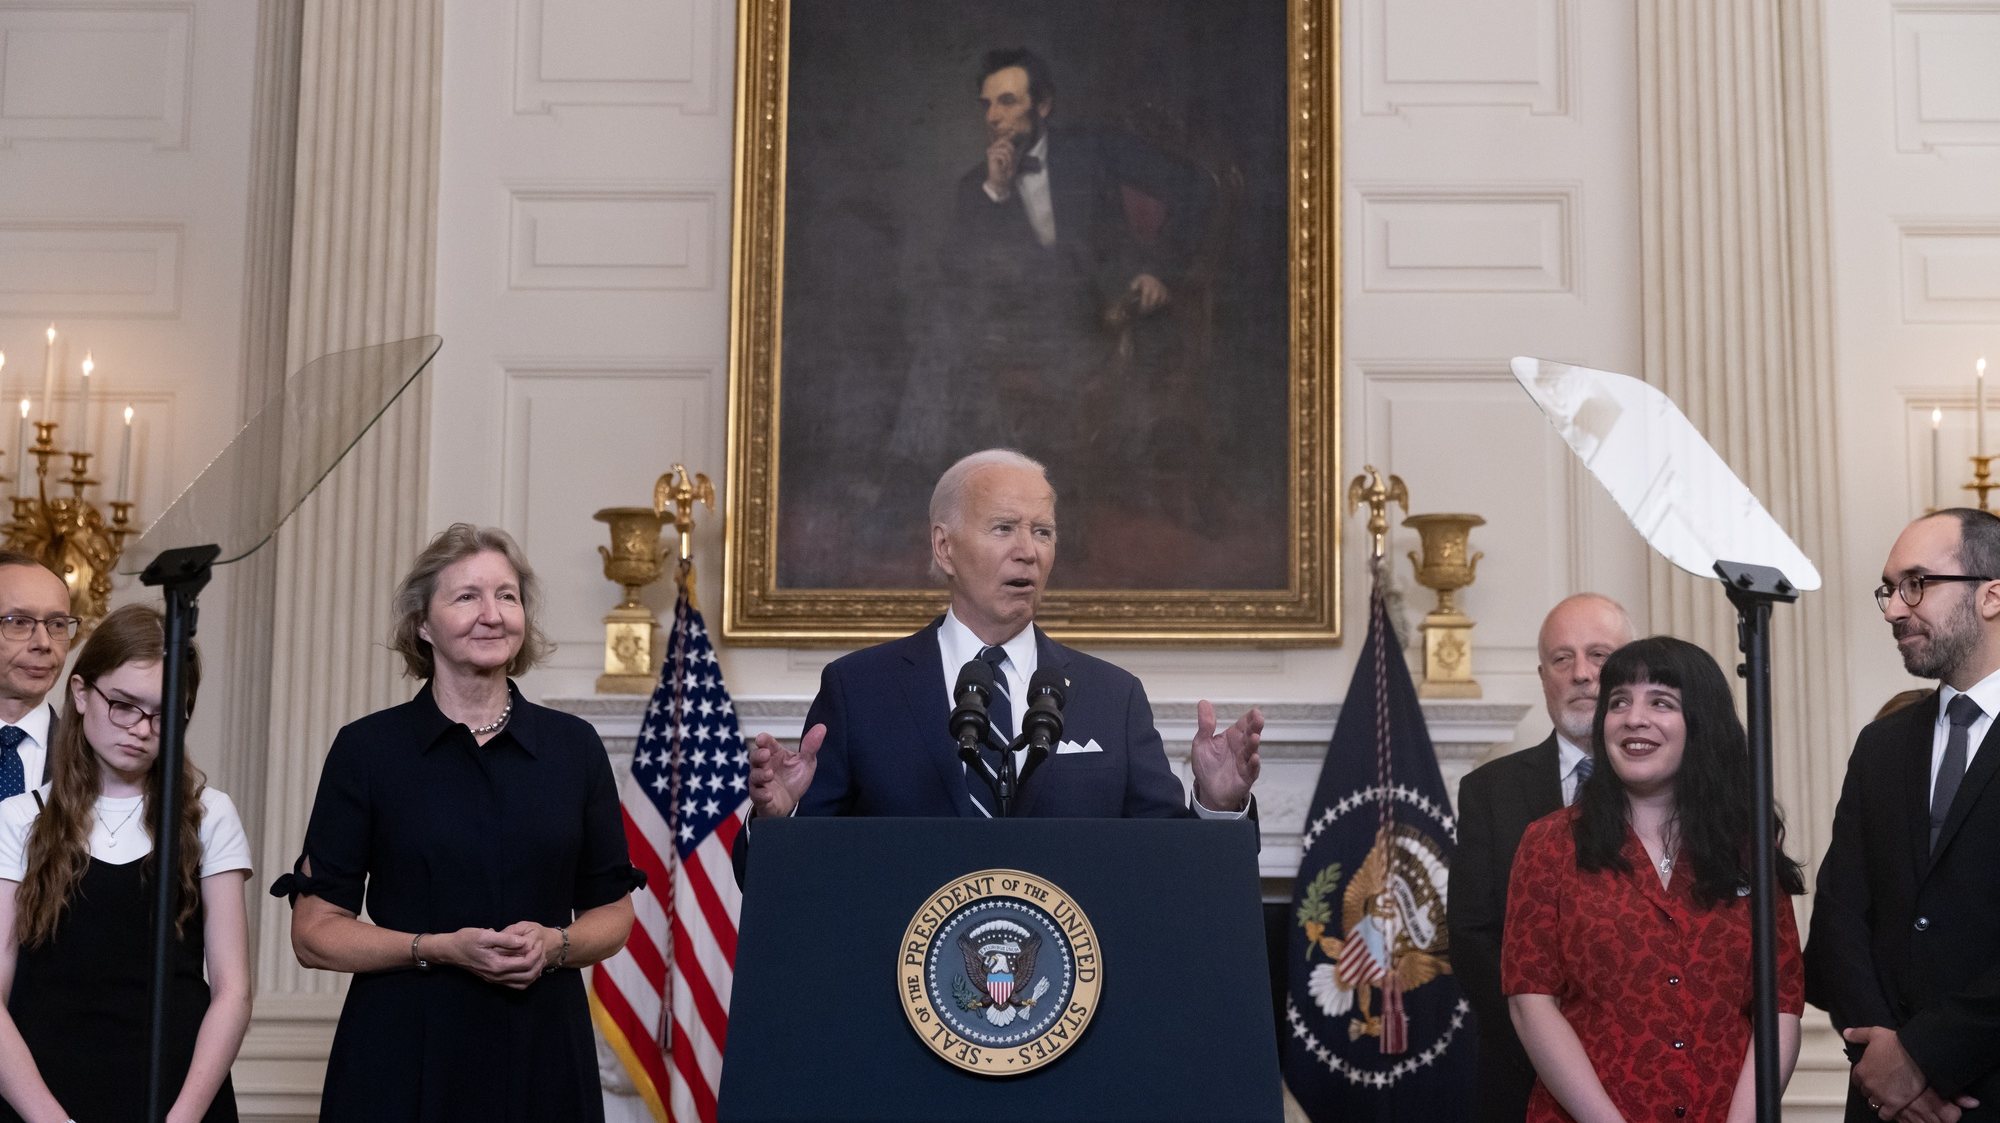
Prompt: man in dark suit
<box><xmin>0</xmin><ymin>551</ymin><xmax>74</xmax><ymax>795</ymax></box>
<box><xmin>895</xmin><ymin>48</ymin><xmax>1208</xmax><ymax>480</ymax></box>
<box><xmin>1807</xmin><ymin>509</ymin><xmax>2000</xmax><ymax>1122</ymax></box>
<box><xmin>745</xmin><ymin>449</ymin><xmax>1262</xmax><ymax>822</ymax></box>
<box><xmin>1446</xmin><ymin>593</ymin><xmax>1633</xmax><ymax>1123</ymax></box>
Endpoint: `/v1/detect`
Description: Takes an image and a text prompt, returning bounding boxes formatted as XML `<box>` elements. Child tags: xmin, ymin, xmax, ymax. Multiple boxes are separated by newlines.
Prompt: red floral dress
<box><xmin>1501</xmin><ymin>807</ymin><xmax>1803</xmax><ymax>1122</ymax></box>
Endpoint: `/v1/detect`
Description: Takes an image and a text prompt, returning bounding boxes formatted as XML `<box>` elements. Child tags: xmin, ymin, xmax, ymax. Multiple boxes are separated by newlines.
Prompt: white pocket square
<box><xmin>1056</xmin><ymin>738</ymin><xmax>1104</xmax><ymax>755</ymax></box>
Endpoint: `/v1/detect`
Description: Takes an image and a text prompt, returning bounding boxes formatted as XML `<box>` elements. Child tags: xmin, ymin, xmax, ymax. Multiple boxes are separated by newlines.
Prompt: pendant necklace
<box><xmin>98</xmin><ymin>801</ymin><xmax>142</xmax><ymax>849</ymax></box>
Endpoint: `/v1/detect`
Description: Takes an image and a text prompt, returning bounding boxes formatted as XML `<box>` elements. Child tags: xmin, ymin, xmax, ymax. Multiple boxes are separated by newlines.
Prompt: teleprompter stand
<box><xmin>1718</xmin><ymin>560</ymin><xmax>1801</xmax><ymax>1123</ymax></box>
<box><xmin>138</xmin><ymin>544</ymin><xmax>218</xmax><ymax>1121</ymax></box>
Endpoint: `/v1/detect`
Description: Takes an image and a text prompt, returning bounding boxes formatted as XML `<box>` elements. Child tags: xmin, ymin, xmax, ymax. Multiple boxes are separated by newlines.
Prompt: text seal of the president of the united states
<box><xmin>898</xmin><ymin>868</ymin><xmax>1103</xmax><ymax>1075</ymax></box>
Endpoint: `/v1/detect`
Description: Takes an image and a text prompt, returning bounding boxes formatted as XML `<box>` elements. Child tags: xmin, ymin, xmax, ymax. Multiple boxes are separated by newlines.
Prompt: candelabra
<box><xmin>7</xmin><ymin>420</ymin><xmax>137</xmax><ymax>630</ymax></box>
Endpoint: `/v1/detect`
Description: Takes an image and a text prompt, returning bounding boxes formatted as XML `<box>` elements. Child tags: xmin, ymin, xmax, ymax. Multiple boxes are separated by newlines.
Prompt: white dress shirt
<box><xmin>1556</xmin><ymin>733</ymin><xmax>1591</xmax><ymax>807</ymax></box>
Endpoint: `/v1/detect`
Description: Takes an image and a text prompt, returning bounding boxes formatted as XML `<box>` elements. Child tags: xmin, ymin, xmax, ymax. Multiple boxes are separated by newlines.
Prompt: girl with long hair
<box><xmin>1503</xmin><ymin>636</ymin><xmax>1807</xmax><ymax>1122</ymax></box>
<box><xmin>0</xmin><ymin>604</ymin><xmax>251</xmax><ymax>1122</ymax></box>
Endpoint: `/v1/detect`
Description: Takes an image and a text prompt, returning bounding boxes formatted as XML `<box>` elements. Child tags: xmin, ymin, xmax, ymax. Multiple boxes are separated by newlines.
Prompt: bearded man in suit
<box><xmin>744</xmin><ymin>448</ymin><xmax>1261</xmax><ymax>823</ymax></box>
<box><xmin>1446</xmin><ymin>592</ymin><xmax>1634</xmax><ymax>1123</ymax></box>
<box><xmin>1807</xmin><ymin>508</ymin><xmax>2000</xmax><ymax>1122</ymax></box>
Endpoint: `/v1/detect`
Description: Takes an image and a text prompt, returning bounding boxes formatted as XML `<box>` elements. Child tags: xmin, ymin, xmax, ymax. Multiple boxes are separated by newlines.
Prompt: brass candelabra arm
<box><xmin>1970</xmin><ymin>455</ymin><xmax>1999</xmax><ymax>515</ymax></box>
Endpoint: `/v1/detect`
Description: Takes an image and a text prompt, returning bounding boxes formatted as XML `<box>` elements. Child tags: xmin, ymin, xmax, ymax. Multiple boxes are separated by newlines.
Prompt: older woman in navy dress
<box><xmin>277</xmin><ymin>524</ymin><xmax>640</xmax><ymax>1121</ymax></box>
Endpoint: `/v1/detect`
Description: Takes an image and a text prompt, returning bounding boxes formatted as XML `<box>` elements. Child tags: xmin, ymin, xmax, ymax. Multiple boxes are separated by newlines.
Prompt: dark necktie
<box><xmin>978</xmin><ymin>645</ymin><xmax>1014</xmax><ymax>745</ymax></box>
<box><xmin>0</xmin><ymin>725</ymin><xmax>27</xmax><ymax>801</ymax></box>
<box><xmin>964</xmin><ymin>645</ymin><xmax>1012</xmax><ymax>816</ymax></box>
<box><xmin>1933</xmin><ymin>693</ymin><xmax>1982</xmax><ymax>850</ymax></box>
<box><xmin>1569</xmin><ymin>755</ymin><xmax>1593</xmax><ymax>805</ymax></box>
<box><xmin>1016</xmin><ymin>154</ymin><xmax>1043</xmax><ymax>174</ymax></box>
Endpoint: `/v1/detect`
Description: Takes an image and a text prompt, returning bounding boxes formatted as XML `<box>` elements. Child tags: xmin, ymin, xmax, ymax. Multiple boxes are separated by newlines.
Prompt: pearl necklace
<box><xmin>466</xmin><ymin>699</ymin><xmax>513</xmax><ymax>736</ymax></box>
<box><xmin>98</xmin><ymin>801</ymin><xmax>142</xmax><ymax>849</ymax></box>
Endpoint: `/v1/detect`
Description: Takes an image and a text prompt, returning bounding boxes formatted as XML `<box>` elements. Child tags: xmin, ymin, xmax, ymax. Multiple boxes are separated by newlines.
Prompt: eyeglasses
<box><xmin>0</xmin><ymin>614</ymin><xmax>80</xmax><ymax>642</ymax></box>
<box><xmin>1874</xmin><ymin>574</ymin><xmax>1995</xmax><ymax>611</ymax></box>
<box><xmin>86</xmin><ymin>681</ymin><xmax>163</xmax><ymax>733</ymax></box>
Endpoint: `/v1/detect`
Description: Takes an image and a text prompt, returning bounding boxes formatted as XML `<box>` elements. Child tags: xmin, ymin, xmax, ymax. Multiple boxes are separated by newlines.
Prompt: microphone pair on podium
<box><xmin>949</xmin><ymin>660</ymin><xmax>1066</xmax><ymax>819</ymax></box>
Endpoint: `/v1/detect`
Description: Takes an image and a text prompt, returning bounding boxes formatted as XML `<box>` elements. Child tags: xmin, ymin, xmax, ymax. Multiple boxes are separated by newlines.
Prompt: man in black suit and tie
<box><xmin>743</xmin><ymin>449</ymin><xmax>1262</xmax><ymax>823</ymax></box>
<box><xmin>1446</xmin><ymin>592</ymin><xmax>1633</xmax><ymax>1123</ymax></box>
<box><xmin>1808</xmin><ymin>509</ymin><xmax>2000</xmax><ymax>1122</ymax></box>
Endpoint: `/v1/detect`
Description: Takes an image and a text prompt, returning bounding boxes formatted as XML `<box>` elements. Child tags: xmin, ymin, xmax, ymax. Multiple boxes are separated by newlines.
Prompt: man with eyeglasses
<box><xmin>1807</xmin><ymin>509</ymin><xmax>2000</xmax><ymax>1122</ymax></box>
<box><xmin>0</xmin><ymin>550</ymin><xmax>79</xmax><ymax>801</ymax></box>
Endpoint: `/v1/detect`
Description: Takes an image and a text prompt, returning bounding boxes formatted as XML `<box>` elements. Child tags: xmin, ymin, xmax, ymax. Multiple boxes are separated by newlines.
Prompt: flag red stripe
<box><xmin>678</xmin><ymin>841</ymin><xmax>739</xmax><ymax>963</ymax></box>
<box><xmin>671</xmin><ymin>913</ymin><xmax>732</xmax><ymax>1051</ymax></box>
<box><xmin>622</xmin><ymin>901</ymin><xmax>670</xmax><ymax>993</ymax></box>
<box><xmin>669</xmin><ymin>1014</ymin><xmax>720</xmax><ymax>1123</ymax></box>
<box><xmin>624</xmin><ymin>808</ymin><xmax>672</xmax><ymax>886</ymax></box>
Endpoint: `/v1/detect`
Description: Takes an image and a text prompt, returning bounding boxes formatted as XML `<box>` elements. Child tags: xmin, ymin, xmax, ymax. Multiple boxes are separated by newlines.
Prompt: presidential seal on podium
<box><xmin>897</xmin><ymin>869</ymin><xmax>1103</xmax><ymax>1076</ymax></box>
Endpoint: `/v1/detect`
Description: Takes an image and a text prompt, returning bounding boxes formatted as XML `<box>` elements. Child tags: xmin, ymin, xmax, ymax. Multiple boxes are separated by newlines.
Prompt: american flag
<box><xmin>589</xmin><ymin>581</ymin><xmax>748</xmax><ymax>1123</ymax></box>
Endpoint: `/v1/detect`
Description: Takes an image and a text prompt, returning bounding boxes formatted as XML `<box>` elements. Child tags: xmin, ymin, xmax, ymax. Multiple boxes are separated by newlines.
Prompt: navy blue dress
<box><xmin>276</xmin><ymin>682</ymin><xmax>639</xmax><ymax>1122</ymax></box>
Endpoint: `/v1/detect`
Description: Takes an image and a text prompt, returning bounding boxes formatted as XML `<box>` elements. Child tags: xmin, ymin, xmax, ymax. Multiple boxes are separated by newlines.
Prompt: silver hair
<box><xmin>927</xmin><ymin>450</ymin><xmax>1051</xmax><ymax>583</ymax></box>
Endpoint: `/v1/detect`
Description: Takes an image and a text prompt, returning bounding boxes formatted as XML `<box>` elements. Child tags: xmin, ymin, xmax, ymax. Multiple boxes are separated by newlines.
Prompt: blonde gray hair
<box><xmin>388</xmin><ymin>523</ymin><xmax>552</xmax><ymax>679</ymax></box>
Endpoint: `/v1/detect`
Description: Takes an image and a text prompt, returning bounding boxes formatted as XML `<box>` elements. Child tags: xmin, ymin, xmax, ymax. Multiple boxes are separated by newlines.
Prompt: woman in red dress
<box><xmin>1502</xmin><ymin>636</ymin><xmax>1807</xmax><ymax>1122</ymax></box>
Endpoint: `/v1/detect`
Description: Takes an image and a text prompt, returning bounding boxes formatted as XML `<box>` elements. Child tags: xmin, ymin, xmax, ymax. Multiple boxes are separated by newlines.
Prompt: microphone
<box><xmin>949</xmin><ymin>659</ymin><xmax>997</xmax><ymax>756</ymax></box>
<box><xmin>1021</xmin><ymin>668</ymin><xmax>1066</xmax><ymax>754</ymax></box>
<box><xmin>1018</xmin><ymin>668</ymin><xmax>1066</xmax><ymax>790</ymax></box>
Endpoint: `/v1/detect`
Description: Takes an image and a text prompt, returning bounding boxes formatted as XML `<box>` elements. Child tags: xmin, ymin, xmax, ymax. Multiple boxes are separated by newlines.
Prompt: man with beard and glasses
<box><xmin>1448</xmin><ymin>593</ymin><xmax>1633</xmax><ymax>1123</ymax></box>
<box><xmin>1806</xmin><ymin>509</ymin><xmax>2000</xmax><ymax>1122</ymax></box>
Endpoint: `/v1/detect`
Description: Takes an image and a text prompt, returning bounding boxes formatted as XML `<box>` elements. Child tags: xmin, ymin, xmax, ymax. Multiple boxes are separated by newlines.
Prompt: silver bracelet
<box><xmin>411</xmin><ymin>931</ymin><xmax>430</xmax><ymax>971</ymax></box>
<box><xmin>544</xmin><ymin>925</ymin><xmax>570</xmax><ymax>973</ymax></box>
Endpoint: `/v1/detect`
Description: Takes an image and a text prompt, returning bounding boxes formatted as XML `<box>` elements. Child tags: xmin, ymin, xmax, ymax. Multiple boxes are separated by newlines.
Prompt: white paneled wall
<box><xmin>0</xmin><ymin>0</ymin><xmax>1991</xmax><ymax>1117</ymax></box>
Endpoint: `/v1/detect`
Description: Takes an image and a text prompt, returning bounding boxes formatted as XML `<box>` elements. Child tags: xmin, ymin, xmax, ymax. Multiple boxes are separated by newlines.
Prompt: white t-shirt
<box><xmin>0</xmin><ymin>786</ymin><xmax>253</xmax><ymax>880</ymax></box>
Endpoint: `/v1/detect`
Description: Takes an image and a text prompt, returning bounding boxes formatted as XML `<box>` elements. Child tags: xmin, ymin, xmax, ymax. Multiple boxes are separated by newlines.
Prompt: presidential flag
<box><xmin>1281</xmin><ymin>579</ymin><xmax>1475</xmax><ymax>1120</ymax></box>
<box><xmin>589</xmin><ymin>570</ymin><xmax>749</xmax><ymax>1123</ymax></box>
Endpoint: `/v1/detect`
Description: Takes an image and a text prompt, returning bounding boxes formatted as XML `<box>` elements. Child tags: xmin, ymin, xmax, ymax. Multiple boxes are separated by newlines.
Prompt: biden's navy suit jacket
<box><xmin>796</xmin><ymin>618</ymin><xmax>1191</xmax><ymax>820</ymax></box>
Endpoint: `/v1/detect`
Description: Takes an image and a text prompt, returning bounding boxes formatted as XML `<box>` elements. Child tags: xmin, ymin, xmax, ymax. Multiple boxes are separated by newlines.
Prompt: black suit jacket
<box><xmin>1447</xmin><ymin>734</ymin><xmax>1565</xmax><ymax>1123</ymax></box>
<box><xmin>1805</xmin><ymin>695</ymin><xmax>2000</xmax><ymax>1119</ymax></box>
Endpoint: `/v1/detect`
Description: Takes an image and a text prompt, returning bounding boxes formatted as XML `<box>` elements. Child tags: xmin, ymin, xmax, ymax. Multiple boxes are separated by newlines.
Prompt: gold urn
<box><xmin>593</xmin><ymin>506</ymin><xmax>670</xmax><ymax>693</ymax></box>
<box><xmin>1404</xmin><ymin>512</ymin><xmax>1485</xmax><ymax>699</ymax></box>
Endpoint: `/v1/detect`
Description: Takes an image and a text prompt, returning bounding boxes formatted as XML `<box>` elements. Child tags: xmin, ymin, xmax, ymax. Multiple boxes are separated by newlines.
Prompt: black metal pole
<box><xmin>1717</xmin><ymin>560</ymin><xmax>1798</xmax><ymax>1123</ymax></box>
<box><xmin>140</xmin><ymin>544</ymin><xmax>218</xmax><ymax>1123</ymax></box>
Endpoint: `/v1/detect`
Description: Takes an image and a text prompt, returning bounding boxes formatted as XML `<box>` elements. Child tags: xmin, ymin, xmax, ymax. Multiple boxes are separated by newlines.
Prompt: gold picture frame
<box><xmin>724</xmin><ymin>0</ymin><xmax>1340</xmax><ymax>645</ymax></box>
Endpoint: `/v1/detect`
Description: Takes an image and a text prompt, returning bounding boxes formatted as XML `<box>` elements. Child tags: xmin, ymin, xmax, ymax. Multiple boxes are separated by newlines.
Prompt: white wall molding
<box><xmin>1355</xmin><ymin>184</ymin><xmax>1579</xmax><ymax>293</ymax></box>
<box><xmin>1892</xmin><ymin>3</ymin><xmax>2000</xmax><ymax>151</ymax></box>
<box><xmin>0</xmin><ymin>3</ymin><xmax>193</xmax><ymax>148</ymax></box>
<box><xmin>1897</xmin><ymin>220</ymin><xmax>2000</xmax><ymax>323</ymax></box>
<box><xmin>1357</xmin><ymin>0</ymin><xmax>1572</xmax><ymax>116</ymax></box>
<box><xmin>506</xmin><ymin>183</ymin><xmax>720</xmax><ymax>291</ymax></box>
<box><xmin>0</xmin><ymin>221</ymin><xmax>183</xmax><ymax>317</ymax></box>
<box><xmin>511</xmin><ymin>0</ymin><xmax>718</xmax><ymax>115</ymax></box>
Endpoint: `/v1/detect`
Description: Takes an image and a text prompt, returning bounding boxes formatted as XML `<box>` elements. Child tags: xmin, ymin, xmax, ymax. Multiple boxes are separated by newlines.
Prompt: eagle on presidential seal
<box><xmin>955</xmin><ymin>919</ymin><xmax>1051</xmax><ymax>1027</ymax></box>
<box><xmin>1296</xmin><ymin>823</ymin><xmax>1452</xmax><ymax>1052</ymax></box>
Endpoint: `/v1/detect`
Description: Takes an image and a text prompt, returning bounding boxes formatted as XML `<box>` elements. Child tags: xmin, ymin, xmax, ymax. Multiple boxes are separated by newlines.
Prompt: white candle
<box><xmin>117</xmin><ymin>405</ymin><xmax>133</xmax><ymax>502</ymax></box>
<box><xmin>77</xmin><ymin>351</ymin><xmax>93</xmax><ymax>451</ymax></box>
<box><xmin>1984</xmin><ymin>359</ymin><xmax>1993</xmax><ymax>459</ymax></box>
<box><xmin>39</xmin><ymin>326</ymin><xmax>55</xmax><ymax>425</ymax></box>
<box><xmin>12</xmin><ymin>401</ymin><xmax>24</xmax><ymax>501</ymax></box>
<box><xmin>1933</xmin><ymin>407</ymin><xmax>1944</xmax><ymax>510</ymax></box>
